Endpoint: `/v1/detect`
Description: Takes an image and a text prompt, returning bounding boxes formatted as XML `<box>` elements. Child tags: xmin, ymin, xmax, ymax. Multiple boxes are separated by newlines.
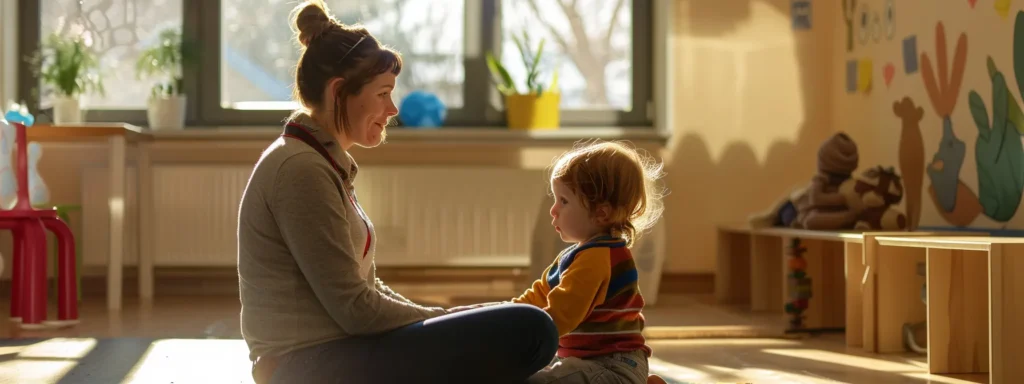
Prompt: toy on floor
<box><xmin>784</xmin><ymin>238</ymin><xmax>811</xmax><ymax>329</ymax></box>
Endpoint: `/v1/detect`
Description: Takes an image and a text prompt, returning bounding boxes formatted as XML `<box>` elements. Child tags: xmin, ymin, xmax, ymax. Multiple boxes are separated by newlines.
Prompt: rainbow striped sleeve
<box><xmin>542</xmin><ymin>247</ymin><xmax>611</xmax><ymax>336</ymax></box>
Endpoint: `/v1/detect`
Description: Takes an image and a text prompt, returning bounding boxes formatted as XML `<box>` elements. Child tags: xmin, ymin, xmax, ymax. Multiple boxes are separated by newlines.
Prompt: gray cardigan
<box><xmin>237</xmin><ymin>114</ymin><xmax>446</xmax><ymax>361</ymax></box>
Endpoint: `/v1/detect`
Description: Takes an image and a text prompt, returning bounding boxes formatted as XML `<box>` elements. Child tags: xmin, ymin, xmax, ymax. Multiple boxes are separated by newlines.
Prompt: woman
<box><xmin>236</xmin><ymin>1</ymin><xmax>558</xmax><ymax>383</ymax></box>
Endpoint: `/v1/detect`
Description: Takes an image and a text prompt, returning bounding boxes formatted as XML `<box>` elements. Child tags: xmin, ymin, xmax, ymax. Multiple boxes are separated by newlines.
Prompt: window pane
<box><xmin>39</xmin><ymin>0</ymin><xmax>184</xmax><ymax>110</ymax></box>
<box><xmin>500</xmin><ymin>0</ymin><xmax>632</xmax><ymax>111</ymax></box>
<box><xmin>220</xmin><ymin>0</ymin><xmax>465</xmax><ymax>110</ymax></box>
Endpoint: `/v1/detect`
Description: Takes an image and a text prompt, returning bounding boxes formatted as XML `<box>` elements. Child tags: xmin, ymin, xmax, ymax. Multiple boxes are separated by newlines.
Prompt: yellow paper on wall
<box><xmin>996</xmin><ymin>0</ymin><xmax>1012</xmax><ymax>18</ymax></box>
<box><xmin>858</xmin><ymin>59</ymin><xmax>873</xmax><ymax>92</ymax></box>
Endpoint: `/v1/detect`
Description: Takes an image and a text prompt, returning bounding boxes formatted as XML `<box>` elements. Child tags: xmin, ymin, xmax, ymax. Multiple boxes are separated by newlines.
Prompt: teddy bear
<box><xmin>840</xmin><ymin>165</ymin><xmax>908</xmax><ymax>230</ymax></box>
<box><xmin>749</xmin><ymin>132</ymin><xmax>861</xmax><ymax>230</ymax></box>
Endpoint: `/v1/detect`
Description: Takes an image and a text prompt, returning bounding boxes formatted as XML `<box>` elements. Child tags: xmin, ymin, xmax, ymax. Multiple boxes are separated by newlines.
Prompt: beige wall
<box><xmin>662</xmin><ymin>0</ymin><xmax>842</xmax><ymax>273</ymax></box>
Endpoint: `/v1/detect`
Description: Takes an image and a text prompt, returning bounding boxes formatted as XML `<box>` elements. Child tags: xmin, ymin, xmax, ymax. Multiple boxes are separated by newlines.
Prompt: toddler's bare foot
<box><xmin>647</xmin><ymin>374</ymin><xmax>668</xmax><ymax>384</ymax></box>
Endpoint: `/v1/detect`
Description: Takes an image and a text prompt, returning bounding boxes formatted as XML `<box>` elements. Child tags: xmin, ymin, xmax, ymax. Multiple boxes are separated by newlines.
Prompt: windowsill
<box><xmin>147</xmin><ymin>125</ymin><xmax>670</xmax><ymax>144</ymax></box>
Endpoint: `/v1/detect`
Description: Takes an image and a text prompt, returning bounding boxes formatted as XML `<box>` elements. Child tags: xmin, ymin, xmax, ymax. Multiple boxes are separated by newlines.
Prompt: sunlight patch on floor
<box><xmin>650</xmin><ymin>338</ymin><xmax>801</xmax><ymax>347</ymax></box>
<box><xmin>648</xmin><ymin>357</ymin><xmax>841</xmax><ymax>384</ymax></box>
<box><xmin>648</xmin><ymin>357</ymin><xmax>712</xmax><ymax>381</ymax></box>
<box><xmin>0</xmin><ymin>360</ymin><xmax>79</xmax><ymax>383</ymax></box>
<box><xmin>124</xmin><ymin>339</ymin><xmax>251</xmax><ymax>383</ymax></box>
<box><xmin>18</xmin><ymin>338</ymin><xmax>98</xmax><ymax>360</ymax></box>
<box><xmin>761</xmin><ymin>348</ymin><xmax>922</xmax><ymax>372</ymax></box>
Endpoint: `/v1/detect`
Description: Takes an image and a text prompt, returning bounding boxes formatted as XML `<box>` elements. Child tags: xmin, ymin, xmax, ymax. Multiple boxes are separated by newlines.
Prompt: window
<box><xmin>219</xmin><ymin>0</ymin><xmax>465</xmax><ymax>111</ymax></box>
<box><xmin>37</xmin><ymin>0</ymin><xmax>184</xmax><ymax>110</ymax></box>
<box><xmin>19</xmin><ymin>0</ymin><xmax>652</xmax><ymax>128</ymax></box>
<box><xmin>500</xmin><ymin>0</ymin><xmax>634</xmax><ymax>111</ymax></box>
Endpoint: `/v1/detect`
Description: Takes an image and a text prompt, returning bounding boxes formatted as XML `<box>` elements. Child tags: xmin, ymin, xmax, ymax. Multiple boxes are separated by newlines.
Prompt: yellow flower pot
<box><xmin>505</xmin><ymin>92</ymin><xmax>560</xmax><ymax>130</ymax></box>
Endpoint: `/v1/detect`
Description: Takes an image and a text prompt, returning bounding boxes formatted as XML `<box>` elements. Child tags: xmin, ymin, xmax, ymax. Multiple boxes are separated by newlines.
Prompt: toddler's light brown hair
<box><xmin>549</xmin><ymin>139</ymin><xmax>667</xmax><ymax>247</ymax></box>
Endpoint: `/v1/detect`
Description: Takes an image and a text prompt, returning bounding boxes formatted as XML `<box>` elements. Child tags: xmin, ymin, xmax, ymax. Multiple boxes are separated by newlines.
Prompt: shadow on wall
<box><xmin>662</xmin><ymin>0</ymin><xmax>840</xmax><ymax>273</ymax></box>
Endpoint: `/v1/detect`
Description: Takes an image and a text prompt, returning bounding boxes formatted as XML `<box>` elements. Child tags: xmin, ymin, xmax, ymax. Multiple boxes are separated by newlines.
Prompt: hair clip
<box><xmin>339</xmin><ymin>35</ymin><xmax>367</xmax><ymax>64</ymax></box>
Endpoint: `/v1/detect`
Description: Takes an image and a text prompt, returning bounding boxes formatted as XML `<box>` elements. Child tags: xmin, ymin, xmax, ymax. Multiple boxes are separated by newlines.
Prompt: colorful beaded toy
<box><xmin>784</xmin><ymin>237</ymin><xmax>812</xmax><ymax>329</ymax></box>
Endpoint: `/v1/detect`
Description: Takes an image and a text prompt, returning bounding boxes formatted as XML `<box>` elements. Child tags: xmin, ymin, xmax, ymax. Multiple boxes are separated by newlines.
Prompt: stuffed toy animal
<box><xmin>749</xmin><ymin>132</ymin><xmax>861</xmax><ymax>229</ymax></box>
<box><xmin>841</xmin><ymin>165</ymin><xmax>908</xmax><ymax>230</ymax></box>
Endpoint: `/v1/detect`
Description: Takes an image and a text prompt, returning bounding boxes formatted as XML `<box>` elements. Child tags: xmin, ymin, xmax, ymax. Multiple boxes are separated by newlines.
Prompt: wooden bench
<box><xmin>715</xmin><ymin>225</ymin><xmax>975</xmax><ymax>351</ymax></box>
<box><xmin>716</xmin><ymin>225</ymin><xmax>859</xmax><ymax>332</ymax></box>
<box><xmin>873</xmin><ymin>236</ymin><xmax>1024</xmax><ymax>382</ymax></box>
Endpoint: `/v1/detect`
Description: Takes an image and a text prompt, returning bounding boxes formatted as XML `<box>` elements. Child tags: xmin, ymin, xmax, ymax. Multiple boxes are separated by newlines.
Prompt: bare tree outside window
<box><xmin>40</xmin><ymin>0</ymin><xmax>184</xmax><ymax>109</ymax></box>
<box><xmin>500</xmin><ymin>0</ymin><xmax>632</xmax><ymax>111</ymax></box>
<box><xmin>220</xmin><ymin>0</ymin><xmax>464</xmax><ymax>110</ymax></box>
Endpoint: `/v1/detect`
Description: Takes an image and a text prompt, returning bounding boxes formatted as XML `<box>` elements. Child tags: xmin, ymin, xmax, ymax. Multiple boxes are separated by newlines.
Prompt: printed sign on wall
<box><xmin>792</xmin><ymin>0</ymin><xmax>812</xmax><ymax>30</ymax></box>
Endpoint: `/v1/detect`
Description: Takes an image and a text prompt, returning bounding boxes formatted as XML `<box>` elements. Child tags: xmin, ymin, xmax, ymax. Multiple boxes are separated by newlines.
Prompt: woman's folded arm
<box><xmin>273</xmin><ymin>153</ymin><xmax>446</xmax><ymax>335</ymax></box>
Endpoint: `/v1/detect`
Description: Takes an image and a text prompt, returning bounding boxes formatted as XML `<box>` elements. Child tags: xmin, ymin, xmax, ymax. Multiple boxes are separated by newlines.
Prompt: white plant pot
<box><xmin>52</xmin><ymin>96</ymin><xmax>82</xmax><ymax>125</ymax></box>
<box><xmin>147</xmin><ymin>95</ymin><xmax>187</xmax><ymax>131</ymax></box>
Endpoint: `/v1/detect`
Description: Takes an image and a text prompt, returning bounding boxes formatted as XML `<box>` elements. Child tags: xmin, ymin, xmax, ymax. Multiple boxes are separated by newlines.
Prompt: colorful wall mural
<box><xmin>840</xmin><ymin>0</ymin><xmax>1024</xmax><ymax>233</ymax></box>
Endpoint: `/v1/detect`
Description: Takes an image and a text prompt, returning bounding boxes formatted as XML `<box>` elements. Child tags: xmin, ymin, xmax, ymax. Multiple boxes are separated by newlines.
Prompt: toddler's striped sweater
<box><xmin>513</xmin><ymin>235</ymin><xmax>652</xmax><ymax>358</ymax></box>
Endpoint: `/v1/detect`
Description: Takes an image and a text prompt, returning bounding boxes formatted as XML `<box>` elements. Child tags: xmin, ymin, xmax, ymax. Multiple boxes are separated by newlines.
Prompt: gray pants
<box><xmin>525</xmin><ymin>350</ymin><xmax>649</xmax><ymax>384</ymax></box>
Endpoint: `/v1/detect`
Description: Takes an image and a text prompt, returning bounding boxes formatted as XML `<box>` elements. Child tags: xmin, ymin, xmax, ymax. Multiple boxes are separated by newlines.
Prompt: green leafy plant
<box><xmin>27</xmin><ymin>33</ymin><xmax>104</xmax><ymax>99</ymax></box>
<box><xmin>135</xmin><ymin>28</ymin><xmax>196</xmax><ymax>98</ymax></box>
<box><xmin>485</xmin><ymin>30</ymin><xmax>559</xmax><ymax>96</ymax></box>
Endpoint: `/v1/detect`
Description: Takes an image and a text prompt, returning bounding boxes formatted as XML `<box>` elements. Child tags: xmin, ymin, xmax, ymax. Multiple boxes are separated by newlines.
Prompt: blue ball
<box><xmin>399</xmin><ymin>91</ymin><xmax>446</xmax><ymax>128</ymax></box>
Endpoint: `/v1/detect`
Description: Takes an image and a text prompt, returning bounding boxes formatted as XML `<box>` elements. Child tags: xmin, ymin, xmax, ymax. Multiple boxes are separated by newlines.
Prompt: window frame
<box><xmin>17</xmin><ymin>0</ymin><xmax>653</xmax><ymax>128</ymax></box>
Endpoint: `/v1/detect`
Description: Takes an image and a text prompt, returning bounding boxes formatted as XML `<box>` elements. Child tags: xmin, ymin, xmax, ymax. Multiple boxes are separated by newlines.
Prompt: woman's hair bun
<box><xmin>292</xmin><ymin>0</ymin><xmax>336</xmax><ymax>48</ymax></box>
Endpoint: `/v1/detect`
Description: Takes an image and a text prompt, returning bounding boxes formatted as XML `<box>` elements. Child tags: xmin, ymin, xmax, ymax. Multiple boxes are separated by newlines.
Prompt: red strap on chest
<box><xmin>282</xmin><ymin>123</ymin><xmax>371</xmax><ymax>259</ymax></box>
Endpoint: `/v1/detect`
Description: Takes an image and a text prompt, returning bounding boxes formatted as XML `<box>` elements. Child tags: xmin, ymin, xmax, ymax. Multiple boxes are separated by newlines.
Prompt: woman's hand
<box><xmin>446</xmin><ymin>301</ymin><xmax>506</xmax><ymax>313</ymax></box>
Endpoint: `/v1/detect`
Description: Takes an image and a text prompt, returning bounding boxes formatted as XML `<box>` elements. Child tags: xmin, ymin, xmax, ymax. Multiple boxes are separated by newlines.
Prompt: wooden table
<box><xmin>29</xmin><ymin>124</ymin><xmax>150</xmax><ymax>311</ymax></box>
<box><xmin>874</xmin><ymin>235</ymin><xmax>1024</xmax><ymax>382</ymax></box>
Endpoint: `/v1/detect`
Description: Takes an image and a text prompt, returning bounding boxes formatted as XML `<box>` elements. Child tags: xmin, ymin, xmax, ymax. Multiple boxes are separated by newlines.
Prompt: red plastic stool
<box><xmin>3</xmin><ymin>120</ymin><xmax>78</xmax><ymax>329</ymax></box>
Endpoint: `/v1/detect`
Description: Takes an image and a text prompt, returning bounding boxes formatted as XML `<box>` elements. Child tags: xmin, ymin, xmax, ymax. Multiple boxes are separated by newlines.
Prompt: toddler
<box><xmin>517</xmin><ymin>139</ymin><xmax>667</xmax><ymax>384</ymax></box>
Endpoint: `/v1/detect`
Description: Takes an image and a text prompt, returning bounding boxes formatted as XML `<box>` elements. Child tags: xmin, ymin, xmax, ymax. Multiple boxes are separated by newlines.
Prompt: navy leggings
<box><xmin>269</xmin><ymin>303</ymin><xmax>559</xmax><ymax>384</ymax></box>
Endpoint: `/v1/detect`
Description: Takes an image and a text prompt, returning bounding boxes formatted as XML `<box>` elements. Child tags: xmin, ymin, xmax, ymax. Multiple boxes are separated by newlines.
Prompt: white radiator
<box><xmin>80</xmin><ymin>164</ymin><xmax>665</xmax><ymax>301</ymax></box>
<box><xmin>84</xmin><ymin>165</ymin><xmax>548</xmax><ymax>267</ymax></box>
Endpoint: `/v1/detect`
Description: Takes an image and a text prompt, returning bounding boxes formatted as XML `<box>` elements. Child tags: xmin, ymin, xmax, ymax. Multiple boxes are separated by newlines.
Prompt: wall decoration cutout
<box><xmin>965</xmin><ymin>11</ymin><xmax>1024</xmax><ymax>222</ymax></box>
<box><xmin>996</xmin><ymin>0</ymin><xmax>1012</xmax><ymax>18</ymax></box>
<box><xmin>969</xmin><ymin>0</ymin><xmax>979</xmax><ymax>8</ymax></box>
<box><xmin>903</xmin><ymin>35</ymin><xmax>919</xmax><ymax>74</ymax></box>
<box><xmin>846</xmin><ymin>60</ymin><xmax>858</xmax><ymax>93</ymax></box>
<box><xmin>858</xmin><ymin>3</ymin><xmax>871</xmax><ymax>45</ymax></box>
<box><xmin>883</xmin><ymin>63</ymin><xmax>896</xmax><ymax>87</ymax></box>
<box><xmin>894</xmin><ymin>97</ymin><xmax>926</xmax><ymax>230</ymax></box>
<box><xmin>920</xmin><ymin>22</ymin><xmax>982</xmax><ymax>226</ymax></box>
<box><xmin>884</xmin><ymin>0</ymin><xmax>895</xmax><ymax>40</ymax></box>
<box><xmin>791</xmin><ymin>0</ymin><xmax>812</xmax><ymax>30</ymax></box>
<box><xmin>871</xmin><ymin>12</ymin><xmax>882</xmax><ymax>43</ymax></box>
<box><xmin>858</xmin><ymin>59</ymin><xmax>873</xmax><ymax>92</ymax></box>
<box><xmin>843</xmin><ymin>0</ymin><xmax>857</xmax><ymax>51</ymax></box>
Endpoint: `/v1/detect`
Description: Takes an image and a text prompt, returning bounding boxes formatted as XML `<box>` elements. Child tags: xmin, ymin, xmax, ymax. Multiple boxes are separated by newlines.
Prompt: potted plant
<box><xmin>28</xmin><ymin>33</ymin><xmax>104</xmax><ymax>125</ymax></box>
<box><xmin>136</xmin><ymin>28</ymin><xmax>194</xmax><ymax>130</ymax></box>
<box><xmin>486</xmin><ymin>31</ymin><xmax>560</xmax><ymax>130</ymax></box>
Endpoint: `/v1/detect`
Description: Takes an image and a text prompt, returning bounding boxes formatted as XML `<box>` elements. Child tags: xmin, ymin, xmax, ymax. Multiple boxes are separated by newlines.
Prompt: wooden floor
<box><xmin>0</xmin><ymin>290</ymin><xmax>989</xmax><ymax>383</ymax></box>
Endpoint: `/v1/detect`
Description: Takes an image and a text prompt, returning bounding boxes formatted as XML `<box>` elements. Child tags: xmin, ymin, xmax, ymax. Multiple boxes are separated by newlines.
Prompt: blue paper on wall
<box><xmin>791</xmin><ymin>0</ymin><xmax>812</xmax><ymax>30</ymax></box>
<box><xmin>846</xmin><ymin>59</ymin><xmax>858</xmax><ymax>93</ymax></box>
<box><xmin>903</xmin><ymin>35</ymin><xmax>919</xmax><ymax>74</ymax></box>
